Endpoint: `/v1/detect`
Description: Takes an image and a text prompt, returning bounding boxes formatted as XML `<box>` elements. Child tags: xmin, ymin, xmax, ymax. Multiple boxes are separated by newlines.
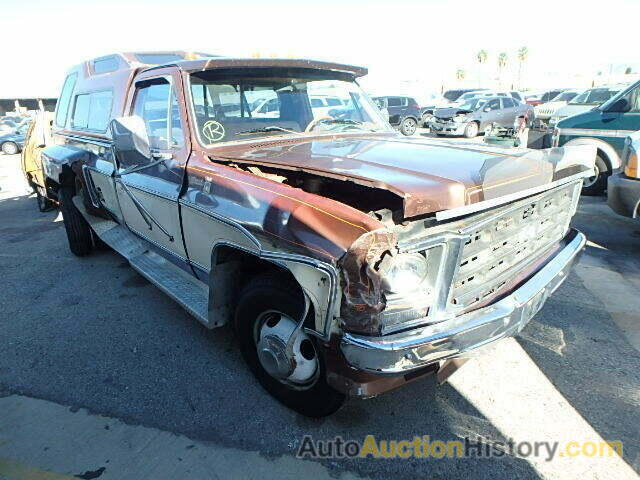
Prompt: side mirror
<box><xmin>483</xmin><ymin>107</ymin><xmax>491</xmax><ymax>112</ymax></box>
<box><xmin>109</xmin><ymin>116</ymin><xmax>151</xmax><ymax>169</ymax></box>
<box><xmin>604</xmin><ymin>98</ymin><xmax>631</xmax><ymax>113</ymax></box>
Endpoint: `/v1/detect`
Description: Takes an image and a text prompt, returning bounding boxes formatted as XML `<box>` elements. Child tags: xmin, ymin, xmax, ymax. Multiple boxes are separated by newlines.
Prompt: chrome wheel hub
<box><xmin>255</xmin><ymin>311</ymin><xmax>318</xmax><ymax>386</ymax></box>
<box><xmin>3</xmin><ymin>143</ymin><xmax>17</xmax><ymax>155</ymax></box>
<box><xmin>584</xmin><ymin>165</ymin><xmax>600</xmax><ymax>188</ymax></box>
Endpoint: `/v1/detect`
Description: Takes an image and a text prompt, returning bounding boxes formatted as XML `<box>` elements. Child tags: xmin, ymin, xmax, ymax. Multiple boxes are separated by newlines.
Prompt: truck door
<box><xmin>114</xmin><ymin>69</ymin><xmax>190</xmax><ymax>262</ymax></box>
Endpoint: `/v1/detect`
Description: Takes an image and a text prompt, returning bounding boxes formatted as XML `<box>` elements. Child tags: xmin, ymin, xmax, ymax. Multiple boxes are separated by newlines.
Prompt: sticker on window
<box><xmin>202</xmin><ymin>120</ymin><xmax>225</xmax><ymax>143</ymax></box>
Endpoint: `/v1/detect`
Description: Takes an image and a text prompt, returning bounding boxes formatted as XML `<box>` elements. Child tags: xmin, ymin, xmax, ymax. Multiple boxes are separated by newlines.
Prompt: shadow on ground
<box><xmin>2</xmin><ymin>193</ymin><xmax>638</xmax><ymax>478</ymax></box>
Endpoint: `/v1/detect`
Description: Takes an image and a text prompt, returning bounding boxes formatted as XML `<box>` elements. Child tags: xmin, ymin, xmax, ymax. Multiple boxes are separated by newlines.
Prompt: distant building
<box><xmin>0</xmin><ymin>98</ymin><xmax>57</xmax><ymax>116</ymax></box>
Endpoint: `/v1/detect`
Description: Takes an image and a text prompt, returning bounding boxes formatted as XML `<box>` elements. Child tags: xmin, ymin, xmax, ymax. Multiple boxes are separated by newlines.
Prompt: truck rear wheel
<box><xmin>582</xmin><ymin>155</ymin><xmax>608</xmax><ymax>196</ymax></box>
<box><xmin>59</xmin><ymin>186</ymin><xmax>93</xmax><ymax>256</ymax></box>
<box><xmin>235</xmin><ymin>273</ymin><xmax>345</xmax><ymax>417</ymax></box>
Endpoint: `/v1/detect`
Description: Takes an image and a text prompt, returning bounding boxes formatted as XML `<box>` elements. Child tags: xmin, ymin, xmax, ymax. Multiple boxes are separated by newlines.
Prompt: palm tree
<box><xmin>497</xmin><ymin>52</ymin><xmax>508</xmax><ymax>88</ymax></box>
<box><xmin>476</xmin><ymin>50</ymin><xmax>488</xmax><ymax>86</ymax></box>
<box><xmin>456</xmin><ymin>69</ymin><xmax>466</xmax><ymax>83</ymax></box>
<box><xmin>517</xmin><ymin>47</ymin><xmax>529</xmax><ymax>89</ymax></box>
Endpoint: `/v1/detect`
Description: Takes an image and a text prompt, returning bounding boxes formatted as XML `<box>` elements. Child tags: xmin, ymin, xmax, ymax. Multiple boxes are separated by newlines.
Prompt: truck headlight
<box><xmin>379</xmin><ymin>253</ymin><xmax>429</xmax><ymax>293</ymax></box>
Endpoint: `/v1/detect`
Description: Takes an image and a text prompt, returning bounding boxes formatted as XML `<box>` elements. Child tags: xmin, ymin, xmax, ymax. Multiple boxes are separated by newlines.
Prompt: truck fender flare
<box><xmin>207</xmin><ymin>242</ymin><xmax>338</xmax><ymax>339</ymax></box>
<box><xmin>41</xmin><ymin>144</ymin><xmax>96</xmax><ymax>188</ymax></box>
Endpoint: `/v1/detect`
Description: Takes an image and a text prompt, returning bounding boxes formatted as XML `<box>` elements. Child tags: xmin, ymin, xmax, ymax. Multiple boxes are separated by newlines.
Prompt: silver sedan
<box><xmin>430</xmin><ymin>96</ymin><xmax>535</xmax><ymax>138</ymax></box>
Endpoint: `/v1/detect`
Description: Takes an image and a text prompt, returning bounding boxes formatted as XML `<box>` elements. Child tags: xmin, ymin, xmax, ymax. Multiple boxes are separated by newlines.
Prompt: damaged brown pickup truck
<box><xmin>36</xmin><ymin>52</ymin><xmax>595</xmax><ymax>416</ymax></box>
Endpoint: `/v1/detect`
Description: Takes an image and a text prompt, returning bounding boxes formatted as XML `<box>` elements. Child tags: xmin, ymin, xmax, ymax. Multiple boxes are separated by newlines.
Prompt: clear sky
<box><xmin>3</xmin><ymin>0</ymin><xmax>639</xmax><ymax>99</ymax></box>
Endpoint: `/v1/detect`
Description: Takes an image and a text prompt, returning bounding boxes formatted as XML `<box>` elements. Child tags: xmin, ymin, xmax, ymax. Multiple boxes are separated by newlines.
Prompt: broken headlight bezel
<box><xmin>378</xmin><ymin>253</ymin><xmax>429</xmax><ymax>294</ymax></box>
<box><xmin>376</xmin><ymin>245</ymin><xmax>447</xmax><ymax>335</ymax></box>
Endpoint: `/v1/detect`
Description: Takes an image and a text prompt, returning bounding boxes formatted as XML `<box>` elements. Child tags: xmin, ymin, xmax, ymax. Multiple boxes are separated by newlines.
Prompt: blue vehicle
<box><xmin>552</xmin><ymin>81</ymin><xmax>638</xmax><ymax>195</ymax></box>
<box><xmin>0</xmin><ymin>123</ymin><xmax>28</xmax><ymax>155</ymax></box>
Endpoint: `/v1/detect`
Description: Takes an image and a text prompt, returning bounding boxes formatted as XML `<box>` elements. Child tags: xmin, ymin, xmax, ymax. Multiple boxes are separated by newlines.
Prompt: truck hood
<box><xmin>212</xmin><ymin>134</ymin><xmax>595</xmax><ymax>219</ymax></box>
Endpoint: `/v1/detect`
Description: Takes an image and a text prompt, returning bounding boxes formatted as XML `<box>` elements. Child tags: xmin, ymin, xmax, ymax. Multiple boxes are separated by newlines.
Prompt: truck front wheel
<box><xmin>59</xmin><ymin>186</ymin><xmax>93</xmax><ymax>256</ymax></box>
<box><xmin>235</xmin><ymin>274</ymin><xmax>345</xmax><ymax>417</ymax></box>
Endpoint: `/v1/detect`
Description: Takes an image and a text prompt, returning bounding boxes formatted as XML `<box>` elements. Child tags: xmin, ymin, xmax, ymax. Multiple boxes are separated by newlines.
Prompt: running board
<box><xmin>73</xmin><ymin>197</ymin><xmax>210</xmax><ymax>326</ymax></box>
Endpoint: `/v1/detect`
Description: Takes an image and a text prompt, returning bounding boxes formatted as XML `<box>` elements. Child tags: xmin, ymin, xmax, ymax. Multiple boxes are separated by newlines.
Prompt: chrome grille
<box><xmin>448</xmin><ymin>182</ymin><xmax>581</xmax><ymax>311</ymax></box>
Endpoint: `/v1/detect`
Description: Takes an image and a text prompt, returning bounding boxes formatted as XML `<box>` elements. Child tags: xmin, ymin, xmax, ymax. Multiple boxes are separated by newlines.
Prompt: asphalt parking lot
<box><xmin>0</xmin><ymin>143</ymin><xmax>639</xmax><ymax>479</ymax></box>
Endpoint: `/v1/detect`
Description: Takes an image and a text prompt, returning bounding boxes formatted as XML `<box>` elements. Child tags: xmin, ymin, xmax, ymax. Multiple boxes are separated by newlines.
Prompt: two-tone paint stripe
<box><xmin>558</xmin><ymin>128</ymin><xmax>638</xmax><ymax>138</ymax></box>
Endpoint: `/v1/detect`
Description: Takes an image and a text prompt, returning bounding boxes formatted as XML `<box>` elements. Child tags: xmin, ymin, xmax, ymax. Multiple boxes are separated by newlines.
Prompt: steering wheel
<box><xmin>305</xmin><ymin>116</ymin><xmax>333</xmax><ymax>133</ymax></box>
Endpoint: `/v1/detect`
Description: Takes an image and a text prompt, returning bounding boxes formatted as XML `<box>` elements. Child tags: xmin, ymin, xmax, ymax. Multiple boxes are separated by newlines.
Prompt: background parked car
<box><xmin>421</xmin><ymin>89</ymin><xmax>492</xmax><ymax>126</ymax></box>
<box><xmin>0</xmin><ymin>117</ymin><xmax>30</xmax><ymax>133</ymax></box>
<box><xmin>534</xmin><ymin>89</ymin><xmax>581</xmax><ymax>123</ymax></box>
<box><xmin>549</xmin><ymin>85</ymin><xmax>625</xmax><ymax>128</ymax></box>
<box><xmin>455</xmin><ymin>90</ymin><xmax>508</xmax><ymax>103</ymax></box>
<box><xmin>430</xmin><ymin>96</ymin><xmax>534</xmax><ymax>138</ymax></box>
<box><xmin>0</xmin><ymin>122</ymin><xmax>29</xmax><ymax>155</ymax></box>
<box><xmin>553</xmin><ymin>80</ymin><xmax>640</xmax><ymax>195</ymax></box>
<box><xmin>441</xmin><ymin>88</ymin><xmax>486</xmax><ymax>104</ymax></box>
<box><xmin>608</xmin><ymin>131</ymin><xmax>640</xmax><ymax>218</ymax></box>
<box><xmin>454</xmin><ymin>90</ymin><xmax>525</xmax><ymax>104</ymax></box>
<box><xmin>509</xmin><ymin>91</ymin><xmax>525</xmax><ymax>102</ymax></box>
<box><xmin>372</xmin><ymin>96</ymin><xmax>421</xmax><ymax>135</ymax></box>
<box><xmin>21</xmin><ymin>112</ymin><xmax>55</xmax><ymax>210</ymax></box>
<box><xmin>526</xmin><ymin>89</ymin><xmax>566</xmax><ymax>106</ymax></box>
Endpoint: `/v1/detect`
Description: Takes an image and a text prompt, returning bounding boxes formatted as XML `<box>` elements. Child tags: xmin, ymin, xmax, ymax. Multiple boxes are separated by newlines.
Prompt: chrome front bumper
<box><xmin>340</xmin><ymin>230</ymin><xmax>586</xmax><ymax>374</ymax></box>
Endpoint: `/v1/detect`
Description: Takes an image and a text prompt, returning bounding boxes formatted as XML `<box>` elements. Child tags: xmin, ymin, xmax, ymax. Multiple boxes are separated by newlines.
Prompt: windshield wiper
<box><xmin>237</xmin><ymin>126</ymin><xmax>302</xmax><ymax>135</ymax></box>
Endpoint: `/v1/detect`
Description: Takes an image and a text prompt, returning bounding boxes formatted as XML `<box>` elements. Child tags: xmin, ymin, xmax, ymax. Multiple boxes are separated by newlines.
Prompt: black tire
<box><xmin>1</xmin><ymin>141</ymin><xmax>19</xmax><ymax>155</ymax></box>
<box><xmin>400</xmin><ymin>117</ymin><xmax>417</xmax><ymax>136</ymax></box>
<box><xmin>235</xmin><ymin>274</ymin><xmax>345</xmax><ymax>417</ymax></box>
<box><xmin>59</xmin><ymin>186</ymin><xmax>93</xmax><ymax>256</ymax></box>
<box><xmin>92</xmin><ymin>230</ymin><xmax>111</xmax><ymax>251</ymax></box>
<box><xmin>36</xmin><ymin>190</ymin><xmax>56</xmax><ymax>212</ymax></box>
<box><xmin>582</xmin><ymin>155</ymin><xmax>608</xmax><ymax>196</ymax></box>
<box><xmin>463</xmin><ymin>122</ymin><xmax>479</xmax><ymax>138</ymax></box>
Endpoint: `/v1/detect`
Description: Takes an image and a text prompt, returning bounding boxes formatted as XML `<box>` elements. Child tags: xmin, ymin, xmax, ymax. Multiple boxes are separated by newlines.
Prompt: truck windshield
<box><xmin>189</xmin><ymin>70</ymin><xmax>391</xmax><ymax>145</ymax></box>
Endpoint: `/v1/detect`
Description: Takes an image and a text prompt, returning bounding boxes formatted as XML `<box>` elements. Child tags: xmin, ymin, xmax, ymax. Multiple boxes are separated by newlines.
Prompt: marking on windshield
<box><xmin>202</xmin><ymin>121</ymin><xmax>225</xmax><ymax>142</ymax></box>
